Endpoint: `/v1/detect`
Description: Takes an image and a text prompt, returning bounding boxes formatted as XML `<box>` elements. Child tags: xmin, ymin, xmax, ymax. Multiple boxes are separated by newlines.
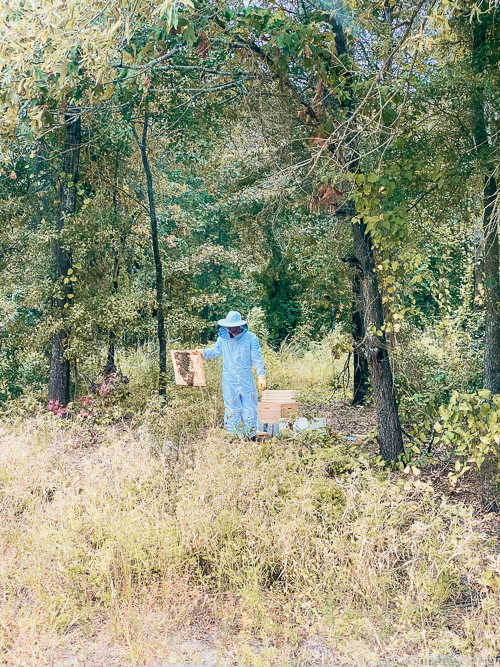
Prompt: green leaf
<box><xmin>183</xmin><ymin>25</ymin><xmax>196</xmax><ymax>48</ymax></box>
<box><xmin>56</xmin><ymin>61</ymin><xmax>68</xmax><ymax>81</ymax></box>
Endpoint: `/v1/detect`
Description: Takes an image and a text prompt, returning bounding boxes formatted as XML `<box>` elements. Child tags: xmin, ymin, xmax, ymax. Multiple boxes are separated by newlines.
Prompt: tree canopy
<box><xmin>1</xmin><ymin>0</ymin><xmax>500</xmax><ymax>461</ymax></box>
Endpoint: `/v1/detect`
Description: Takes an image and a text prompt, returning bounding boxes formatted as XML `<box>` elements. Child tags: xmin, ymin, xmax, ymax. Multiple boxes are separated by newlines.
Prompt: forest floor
<box><xmin>2</xmin><ymin>408</ymin><xmax>373</xmax><ymax>667</ymax></box>
<box><xmin>0</xmin><ymin>410</ymin><xmax>366</xmax><ymax>667</ymax></box>
<box><xmin>1</xmin><ymin>401</ymin><xmax>500</xmax><ymax>667</ymax></box>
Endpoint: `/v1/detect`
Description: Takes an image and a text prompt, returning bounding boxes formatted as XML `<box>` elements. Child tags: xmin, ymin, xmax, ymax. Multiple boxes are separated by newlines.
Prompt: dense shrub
<box><xmin>394</xmin><ymin>319</ymin><xmax>483</xmax><ymax>426</ymax></box>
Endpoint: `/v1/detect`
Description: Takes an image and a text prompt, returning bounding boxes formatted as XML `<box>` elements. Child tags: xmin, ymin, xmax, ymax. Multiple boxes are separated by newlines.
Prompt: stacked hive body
<box><xmin>257</xmin><ymin>390</ymin><xmax>299</xmax><ymax>431</ymax></box>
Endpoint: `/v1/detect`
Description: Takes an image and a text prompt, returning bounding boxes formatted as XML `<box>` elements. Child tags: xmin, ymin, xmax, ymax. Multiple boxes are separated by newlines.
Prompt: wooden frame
<box><xmin>170</xmin><ymin>350</ymin><xmax>206</xmax><ymax>387</ymax></box>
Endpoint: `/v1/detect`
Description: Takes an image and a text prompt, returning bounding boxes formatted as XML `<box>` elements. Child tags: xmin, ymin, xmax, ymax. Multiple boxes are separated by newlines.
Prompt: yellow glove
<box><xmin>258</xmin><ymin>375</ymin><xmax>266</xmax><ymax>391</ymax></box>
<box><xmin>192</xmin><ymin>349</ymin><xmax>204</xmax><ymax>357</ymax></box>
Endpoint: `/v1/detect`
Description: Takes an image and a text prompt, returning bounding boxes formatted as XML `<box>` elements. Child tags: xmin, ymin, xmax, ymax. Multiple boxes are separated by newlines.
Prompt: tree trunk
<box><xmin>107</xmin><ymin>157</ymin><xmax>120</xmax><ymax>368</ymax></box>
<box><xmin>482</xmin><ymin>174</ymin><xmax>500</xmax><ymax>393</ymax></box>
<box><xmin>133</xmin><ymin>115</ymin><xmax>167</xmax><ymax>395</ymax></box>
<box><xmin>48</xmin><ymin>109</ymin><xmax>81</xmax><ymax>407</ymax></box>
<box><xmin>321</xmin><ymin>10</ymin><xmax>402</xmax><ymax>453</ymax></box>
<box><xmin>473</xmin><ymin>219</ymin><xmax>485</xmax><ymax>310</ymax></box>
<box><xmin>352</xmin><ymin>220</ymin><xmax>404</xmax><ymax>461</ymax></box>
<box><xmin>352</xmin><ymin>265</ymin><xmax>369</xmax><ymax>406</ymax></box>
<box><xmin>48</xmin><ymin>331</ymin><xmax>71</xmax><ymax>406</ymax></box>
<box><xmin>473</xmin><ymin>18</ymin><xmax>500</xmax><ymax>394</ymax></box>
<box><xmin>342</xmin><ymin>254</ymin><xmax>369</xmax><ymax>405</ymax></box>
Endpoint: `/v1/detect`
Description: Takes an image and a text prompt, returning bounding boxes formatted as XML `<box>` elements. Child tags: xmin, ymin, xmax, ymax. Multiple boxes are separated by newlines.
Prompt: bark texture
<box><xmin>342</xmin><ymin>255</ymin><xmax>369</xmax><ymax>405</ymax></box>
<box><xmin>48</xmin><ymin>110</ymin><xmax>81</xmax><ymax>406</ymax></box>
<box><xmin>133</xmin><ymin>115</ymin><xmax>167</xmax><ymax>395</ymax></box>
<box><xmin>352</xmin><ymin>220</ymin><xmax>404</xmax><ymax>461</ymax></box>
<box><xmin>48</xmin><ymin>331</ymin><xmax>71</xmax><ymax>407</ymax></box>
<box><xmin>473</xmin><ymin>219</ymin><xmax>485</xmax><ymax>310</ymax></box>
<box><xmin>473</xmin><ymin>18</ymin><xmax>500</xmax><ymax>394</ymax></box>
<box><xmin>352</xmin><ymin>265</ymin><xmax>369</xmax><ymax>406</ymax></box>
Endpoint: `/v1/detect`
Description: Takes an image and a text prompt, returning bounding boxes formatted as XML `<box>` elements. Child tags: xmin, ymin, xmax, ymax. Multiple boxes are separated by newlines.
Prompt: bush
<box><xmin>1</xmin><ymin>421</ymin><xmax>498</xmax><ymax>661</ymax></box>
<box><xmin>394</xmin><ymin>319</ymin><xmax>483</xmax><ymax>426</ymax></box>
<box><xmin>432</xmin><ymin>389</ymin><xmax>500</xmax><ymax>486</ymax></box>
<box><xmin>262</xmin><ymin>333</ymin><xmax>352</xmax><ymax>405</ymax></box>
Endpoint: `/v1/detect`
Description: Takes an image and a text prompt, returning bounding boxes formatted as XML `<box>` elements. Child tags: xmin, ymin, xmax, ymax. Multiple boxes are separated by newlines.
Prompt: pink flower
<box><xmin>81</xmin><ymin>396</ymin><xmax>93</xmax><ymax>406</ymax></box>
<box><xmin>47</xmin><ymin>399</ymin><xmax>61</xmax><ymax>413</ymax></box>
<box><xmin>48</xmin><ymin>400</ymin><xmax>69</xmax><ymax>418</ymax></box>
<box><xmin>100</xmin><ymin>380</ymin><xmax>114</xmax><ymax>399</ymax></box>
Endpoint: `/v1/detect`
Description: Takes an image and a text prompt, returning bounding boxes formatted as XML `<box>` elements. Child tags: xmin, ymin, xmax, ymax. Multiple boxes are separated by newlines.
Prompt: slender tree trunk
<box><xmin>474</xmin><ymin>219</ymin><xmax>485</xmax><ymax>310</ymax></box>
<box><xmin>133</xmin><ymin>115</ymin><xmax>167</xmax><ymax>395</ymax></box>
<box><xmin>482</xmin><ymin>174</ymin><xmax>500</xmax><ymax>392</ymax></box>
<box><xmin>48</xmin><ymin>109</ymin><xmax>81</xmax><ymax>407</ymax></box>
<box><xmin>352</xmin><ymin>220</ymin><xmax>404</xmax><ymax>461</ymax></box>
<box><xmin>106</xmin><ymin>242</ymin><xmax>120</xmax><ymax>367</ymax></box>
<box><xmin>342</xmin><ymin>255</ymin><xmax>369</xmax><ymax>405</ymax></box>
<box><xmin>352</xmin><ymin>266</ymin><xmax>369</xmax><ymax>406</ymax></box>
<box><xmin>107</xmin><ymin>157</ymin><xmax>120</xmax><ymax>369</ymax></box>
<box><xmin>473</xmin><ymin>19</ymin><xmax>500</xmax><ymax>394</ymax></box>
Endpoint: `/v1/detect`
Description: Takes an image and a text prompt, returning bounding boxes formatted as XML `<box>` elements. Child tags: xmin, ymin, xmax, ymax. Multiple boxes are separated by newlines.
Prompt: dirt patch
<box><xmin>301</xmin><ymin>401</ymin><xmax>377</xmax><ymax>438</ymax></box>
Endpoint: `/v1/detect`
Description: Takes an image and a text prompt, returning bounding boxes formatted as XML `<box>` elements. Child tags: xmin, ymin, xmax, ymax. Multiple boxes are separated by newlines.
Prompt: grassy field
<box><xmin>1</xmin><ymin>342</ymin><xmax>500</xmax><ymax>666</ymax></box>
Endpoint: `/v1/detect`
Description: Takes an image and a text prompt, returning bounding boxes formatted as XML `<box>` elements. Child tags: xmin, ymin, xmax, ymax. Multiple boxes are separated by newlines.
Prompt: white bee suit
<box><xmin>202</xmin><ymin>322</ymin><xmax>266</xmax><ymax>436</ymax></box>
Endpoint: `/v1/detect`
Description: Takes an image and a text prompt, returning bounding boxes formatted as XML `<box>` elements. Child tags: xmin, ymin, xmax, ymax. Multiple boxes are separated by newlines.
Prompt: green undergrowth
<box><xmin>0</xmin><ymin>419</ymin><xmax>499</xmax><ymax>664</ymax></box>
<box><xmin>0</xmin><ymin>337</ymin><xmax>351</xmax><ymax>452</ymax></box>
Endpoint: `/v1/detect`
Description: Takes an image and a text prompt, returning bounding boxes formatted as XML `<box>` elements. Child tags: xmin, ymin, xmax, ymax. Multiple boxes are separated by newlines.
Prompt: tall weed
<box><xmin>0</xmin><ymin>420</ymin><xmax>498</xmax><ymax>663</ymax></box>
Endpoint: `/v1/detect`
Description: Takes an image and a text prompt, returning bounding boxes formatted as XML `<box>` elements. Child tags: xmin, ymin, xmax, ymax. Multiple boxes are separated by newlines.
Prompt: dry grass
<box><xmin>264</xmin><ymin>338</ymin><xmax>352</xmax><ymax>405</ymax></box>
<box><xmin>1</xmin><ymin>416</ymin><xmax>500</xmax><ymax>666</ymax></box>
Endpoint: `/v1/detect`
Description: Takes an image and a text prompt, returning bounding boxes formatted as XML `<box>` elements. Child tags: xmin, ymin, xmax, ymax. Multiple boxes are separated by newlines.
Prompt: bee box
<box><xmin>258</xmin><ymin>390</ymin><xmax>299</xmax><ymax>424</ymax></box>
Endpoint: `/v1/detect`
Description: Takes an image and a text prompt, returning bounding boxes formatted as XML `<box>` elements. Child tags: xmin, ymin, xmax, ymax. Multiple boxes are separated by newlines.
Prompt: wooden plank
<box><xmin>261</xmin><ymin>390</ymin><xmax>297</xmax><ymax>402</ymax></box>
<box><xmin>257</xmin><ymin>402</ymin><xmax>299</xmax><ymax>423</ymax></box>
<box><xmin>170</xmin><ymin>350</ymin><xmax>206</xmax><ymax>387</ymax></box>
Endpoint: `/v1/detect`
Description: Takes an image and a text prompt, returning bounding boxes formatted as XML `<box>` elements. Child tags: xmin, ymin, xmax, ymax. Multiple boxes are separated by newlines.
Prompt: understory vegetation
<box><xmin>1</xmin><ymin>342</ymin><xmax>500</xmax><ymax>665</ymax></box>
<box><xmin>0</xmin><ymin>418</ymin><xmax>499</xmax><ymax>665</ymax></box>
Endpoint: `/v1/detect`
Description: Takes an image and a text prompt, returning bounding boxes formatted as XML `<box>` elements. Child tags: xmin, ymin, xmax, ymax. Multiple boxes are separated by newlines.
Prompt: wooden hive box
<box><xmin>171</xmin><ymin>350</ymin><xmax>206</xmax><ymax>387</ymax></box>
<box><xmin>257</xmin><ymin>390</ymin><xmax>299</xmax><ymax>424</ymax></box>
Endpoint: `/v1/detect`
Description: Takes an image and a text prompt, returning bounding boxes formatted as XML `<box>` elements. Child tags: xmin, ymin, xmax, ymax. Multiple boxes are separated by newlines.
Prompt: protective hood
<box><xmin>218</xmin><ymin>323</ymin><xmax>248</xmax><ymax>340</ymax></box>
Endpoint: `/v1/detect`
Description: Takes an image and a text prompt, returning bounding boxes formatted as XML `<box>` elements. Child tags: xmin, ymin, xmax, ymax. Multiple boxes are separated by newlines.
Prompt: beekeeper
<box><xmin>193</xmin><ymin>311</ymin><xmax>266</xmax><ymax>438</ymax></box>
